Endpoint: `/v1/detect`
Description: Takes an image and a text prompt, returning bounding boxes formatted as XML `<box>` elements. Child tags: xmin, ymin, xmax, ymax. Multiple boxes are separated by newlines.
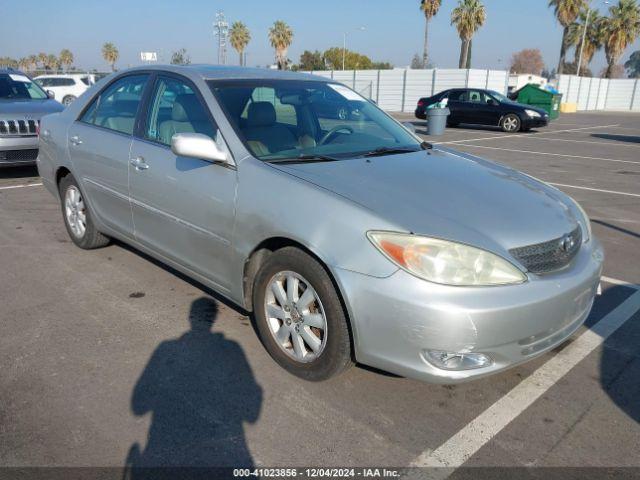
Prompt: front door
<box><xmin>67</xmin><ymin>74</ymin><xmax>149</xmax><ymax>237</ymax></box>
<box><xmin>128</xmin><ymin>75</ymin><xmax>237</xmax><ymax>291</ymax></box>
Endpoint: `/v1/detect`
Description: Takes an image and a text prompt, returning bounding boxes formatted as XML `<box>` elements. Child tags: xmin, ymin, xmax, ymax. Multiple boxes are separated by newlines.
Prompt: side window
<box><xmin>468</xmin><ymin>90</ymin><xmax>483</xmax><ymax>103</ymax></box>
<box><xmin>37</xmin><ymin>78</ymin><xmax>51</xmax><ymax>87</ymax></box>
<box><xmin>80</xmin><ymin>74</ymin><xmax>149</xmax><ymax>135</ymax></box>
<box><xmin>60</xmin><ymin>78</ymin><xmax>75</xmax><ymax>87</ymax></box>
<box><xmin>448</xmin><ymin>90</ymin><xmax>467</xmax><ymax>102</ymax></box>
<box><xmin>145</xmin><ymin>76</ymin><xmax>216</xmax><ymax>146</ymax></box>
<box><xmin>240</xmin><ymin>87</ymin><xmax>297</xmax><ymax>126</ymax></box>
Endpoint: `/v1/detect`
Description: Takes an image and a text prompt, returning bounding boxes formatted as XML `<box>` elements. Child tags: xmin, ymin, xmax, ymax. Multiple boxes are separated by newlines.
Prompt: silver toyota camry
<box><xmin>37</xmin><ymin>65</ymin><xmax>604</xmax><ymax>383</ymax></box>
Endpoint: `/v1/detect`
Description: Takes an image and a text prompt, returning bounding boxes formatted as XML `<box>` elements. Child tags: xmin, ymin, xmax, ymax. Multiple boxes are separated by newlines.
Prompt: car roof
<box><xmin>34</xmin><ymin>74</ymin><xmax>87</xmax><ymax>78</ymax></box>
<box><xmin>120</xmin><ymin>64</ymin><xmax>327</xmax><ymax>82</ymax></box>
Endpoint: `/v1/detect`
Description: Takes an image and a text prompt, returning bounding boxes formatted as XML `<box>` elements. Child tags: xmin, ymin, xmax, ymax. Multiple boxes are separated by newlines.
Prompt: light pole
<box><xmin>576</xmin><ymin>1</ymin><xmax>608</xmax><ymax>76</ymax></box>
<box><xmin>342</xmin><ymin>26</ymin><xmax>365</xmax><ymax>71</ymax></box>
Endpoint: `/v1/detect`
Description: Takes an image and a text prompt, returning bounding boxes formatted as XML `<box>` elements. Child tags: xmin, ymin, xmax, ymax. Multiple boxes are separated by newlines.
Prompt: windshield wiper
<box><xmin>362</xmin><ymin>146</ymin><xmax>422</xmax><ymax>157</ymax></box>
<box><xmin>266</xmin><ymin>154</ymin><xmax>341</xmax><ymax>164</ymax></box>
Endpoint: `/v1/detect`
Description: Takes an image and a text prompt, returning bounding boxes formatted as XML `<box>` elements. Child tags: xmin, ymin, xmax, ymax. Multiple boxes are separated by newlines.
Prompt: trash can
<box><xmin>516</xmin><ymin>84</ymin><xmax>562</xmax><ymax>120</ymax></box>
<box><xmin>426</xmin><ymin>107</ymin><xmax>450</xmax><ymax>135</ymax></box>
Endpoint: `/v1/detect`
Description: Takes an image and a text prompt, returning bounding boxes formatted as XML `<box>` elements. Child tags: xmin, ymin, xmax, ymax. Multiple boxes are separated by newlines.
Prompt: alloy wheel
<box><xmin>503</xmin><ymin>116</ymin><xmax>519</xmax><ymax>132</ymax></box>
<box><xmin>64</xmin><ymin>185</ymin><xmax>86</xmax><ymax>238</ymax></box>
<box><xmin>264</xmin><ymin>271</ymin><xmax>328</xmax><ymax>363</ymax></box>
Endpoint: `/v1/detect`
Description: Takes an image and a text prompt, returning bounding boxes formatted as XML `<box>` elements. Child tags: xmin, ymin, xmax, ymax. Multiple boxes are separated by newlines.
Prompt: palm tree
<box><xmin>567</xmin><ymin>10</ymin><xmax>606</xmax><ymax>75</ymax></box>
<box><xmin>102</xmin><ymin>42</ymin><xmax>119</xmax><ymax>71</ymax></box>
<box><xmin>37</xmin><ymin>52</ymin><xmax>48</xmax><ymax>69</ymax></box>
<box><xmin>549</xmin><ymin>0</ymin><xmax>588</xmax><ymax>75</ymax></box>
<box><xmin>27</xmin><ymin>55</ymin><xmax>38</xmax><ymax>71</ymax></box>
<box><xmin>230</xmin><ymin>21</ymin><xmax>251</xmax><ymax>66</ymax></box>
<box><xmin>46</xmin><ymin>54</ymin><xmax>59</xmax><ymax>72</ymax></box>
<box><xmin>59</xmin><ymin>49</ymin><xmax>74</xmax><ymax>72</ymax></box>
<box><xmin>602</xmin><ymin>0</ymin><xmax>640</xmax><ymax>78</ymax></box>
<box><xmin>450</xmin><ymin>0</ymin><xmax>486</xmax><ymax>69</ymax></box>
<box><xmin>268</xmin><ymin>20</ymin><xmax>294</xmax><ymax>70</ymax></box>
<box><xmin>420</xmin><ymin>0</ymin><xmax>442</xmax><ymax>68</ymax></box>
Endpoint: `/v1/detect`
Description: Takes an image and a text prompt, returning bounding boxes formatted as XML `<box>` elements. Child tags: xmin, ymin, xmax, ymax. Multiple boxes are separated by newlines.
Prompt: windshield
<box><xmin>0</xmin><ymin>73</ymin><xmax>48</xmax><ymax>100</ymax></box>
<box><xmin>210</xmin><ymin>80</ymin><xmax>422</xmax><ymax>161</ymax></box>
<box><xmin>489</xmin><ymin>90</ymin><xmax>512</xmax><ymax>103</ymax></box>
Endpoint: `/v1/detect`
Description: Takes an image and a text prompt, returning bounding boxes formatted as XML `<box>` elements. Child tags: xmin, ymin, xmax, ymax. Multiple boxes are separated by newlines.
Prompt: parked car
<box><xmin>0</xmin><ymin>69</ymin><xmax>64</xmax><ymax>167</ymax></box>
<box><xmin>34</xmin><ymin>74</ymin><xmax>94</xmax><ymax>106</ymax></box>
<box><xmin>415</xmin><ymin>88</ymin><xmax>549</xmax><ymax>132</ymax></box>
<box><xmin>37</xmin><ymin>66</ymin><xmax>602</xmax><ymax>384</ymax></box>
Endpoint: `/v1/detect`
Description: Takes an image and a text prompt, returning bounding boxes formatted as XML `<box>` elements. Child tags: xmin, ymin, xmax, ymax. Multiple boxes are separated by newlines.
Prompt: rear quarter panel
<box><xmin>37</xmin><ymin>112</ymin><xmax>72</xmax><ymax>197</ymax></box>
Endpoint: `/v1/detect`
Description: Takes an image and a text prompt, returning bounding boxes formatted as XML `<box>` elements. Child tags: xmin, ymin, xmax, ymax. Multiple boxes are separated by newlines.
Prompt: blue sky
<box><xmin>1</xmin><ymin>0</ymin><xmax>639</xmax><ymax>73</ymax></box>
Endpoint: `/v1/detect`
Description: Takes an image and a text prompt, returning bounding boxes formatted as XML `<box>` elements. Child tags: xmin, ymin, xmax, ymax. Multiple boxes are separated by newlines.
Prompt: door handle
<box><xmin>69</xmin><ymin>135</ymin><xmax>82</xmax><ymax>146</ymax></box>
<box><xmin>130</xmin><ymin>156</ymin><xmax>149</xmax><ymax>171</ymax></box>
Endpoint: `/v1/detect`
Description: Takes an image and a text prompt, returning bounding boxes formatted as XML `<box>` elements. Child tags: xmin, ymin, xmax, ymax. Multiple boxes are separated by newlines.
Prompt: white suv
<box><xmin>34</xmin><ymin>74</ymin><xmax>94</xmax><ymax>106</ymax></box>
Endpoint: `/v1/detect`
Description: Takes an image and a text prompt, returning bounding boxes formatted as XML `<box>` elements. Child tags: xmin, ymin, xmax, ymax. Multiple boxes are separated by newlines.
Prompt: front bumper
<box><xmin>522</xmin><ymin>115</ymin><xmax>549</xmax><ymax>129</ymax></box>
<box><xmin>0</xmin><ymin>136</ymin><xmax>39</xmax><ymax>167</ymax></box>
<box><xmin>335</xmin><ymin>238</ymin><xmax>603</xmax><ymax>384</ymax></box>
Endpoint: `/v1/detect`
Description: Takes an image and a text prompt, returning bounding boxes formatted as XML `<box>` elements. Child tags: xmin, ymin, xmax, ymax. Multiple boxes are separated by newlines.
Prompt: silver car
<box><xmin>37</xmin><ymin>65</ymin><xmax>603</xmax><ymax>383</ymax></box>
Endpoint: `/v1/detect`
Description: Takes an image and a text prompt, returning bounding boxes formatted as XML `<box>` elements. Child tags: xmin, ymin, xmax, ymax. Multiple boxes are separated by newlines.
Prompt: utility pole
<box><xmin>342</xmin><ymin>26</ymin><xmax>365</xmax><ymax>71</ymax></box>
<box><xmin>577</xmin><ymin>1</ymin><xmax>609</xmax><ymax>76</ymax></box>
<box><xmin>213</xmin><ymin>11</ymin><xmax>229</xmax><ymax>65</ymax></box>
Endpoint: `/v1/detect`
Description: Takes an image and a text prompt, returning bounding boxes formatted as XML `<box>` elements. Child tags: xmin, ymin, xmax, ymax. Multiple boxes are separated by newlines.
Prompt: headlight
<box><xmin>570</xmin><ymin>197</ymin><xmax>591</xmax><ymax>243</ymax></box>
<box><xmin>367</xmin><ymin>232</ymin><xmax>527</xmax><ymax>286</ymax></box>
<box><xmin>525</xmin><ymin>109</ymin><xmax>541</xmax><ymax>118</ymax></box>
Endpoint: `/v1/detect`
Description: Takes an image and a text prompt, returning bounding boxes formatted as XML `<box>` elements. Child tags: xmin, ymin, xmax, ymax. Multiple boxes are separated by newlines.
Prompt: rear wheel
<box><xmin>59</xmin><ymin>174</ymin><xmax>109</xmax><ymax>249</ymax></box>
<box><xmin>252</xmin><ymin>247</ymin><xmax>353</xmax><ymax>381</ymax></box>
<box><xmin>500</xmin><ymin>114</ymin><xmax>521</xmax><ymax>133</ymax></box>
<box><xmin>62</xmin><ymin>95</ymin><xmax>76</xmax><ymax>106</ymax></box>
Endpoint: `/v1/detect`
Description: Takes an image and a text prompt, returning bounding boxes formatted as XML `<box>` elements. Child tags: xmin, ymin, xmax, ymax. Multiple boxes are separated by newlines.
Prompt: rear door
<box><xmin>446</xmin><ymin>89</ymin><xmax>469</xmax><ymax>123</ymax></box>
<box><xmin>67</xmin><ymin>74</ymin><xmax>150</xmax><ymax>237</ymax></box>
<box><xmin>128</xmin><ymin>74</ymin><xmax>237</xmax><ymax>291</ymax></box>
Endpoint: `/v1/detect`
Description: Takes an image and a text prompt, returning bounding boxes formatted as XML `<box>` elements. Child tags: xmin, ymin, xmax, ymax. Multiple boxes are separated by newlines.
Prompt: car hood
<box><xmin>509</xmin><ymin>101</ymin><xmax>547</xmax><ymax>115</ymax></box>
<box><xmin>0</xmin><ymin>99</ymin><xmax>64</xmax><ymax>117</ymax></box>
<box><xmin>271</xmin><ymin>148</ymin><xmax>579</xmax><ymax>254</ymax></box>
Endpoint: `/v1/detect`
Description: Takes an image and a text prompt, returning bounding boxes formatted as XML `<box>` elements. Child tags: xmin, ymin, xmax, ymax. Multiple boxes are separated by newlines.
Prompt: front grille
<box><xmin>0</xmin><ymin>149</ymin><xmax>39</xmax><ymax>162</ymax></box>
<box><xmin>0</xmin><ymin>119</ymin><xmax>39</xmax><ymax>136</ymax></box>
<box><xmin>509</xmin><ymin>226</ymin><xmax>582</xmax><ymax>274</ymax></box>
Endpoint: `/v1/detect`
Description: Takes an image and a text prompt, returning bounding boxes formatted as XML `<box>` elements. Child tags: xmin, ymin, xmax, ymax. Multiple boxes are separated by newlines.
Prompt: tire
<box><xmin>59</xmin><ymin>173</ymin><xmax>110</xmax><ymax>249</ymax></box>
<box><xmin>447</xmin><ymin>120</ymin><xmax>459</xmax><ymax>128</ymax></box>
<box><xmin>500</xmin><ymin>114</ymin><xmax>521</xmax><ymax>133</ymax></box>
<box><xmin>252</xmin><ymin>247</ymin><xmax>353</xmax><ymax>381</ymax></box>
<box><xmin>62</xmin><ymin>95</ymin><xmax>76</xmax><ymax>107</ymax></box>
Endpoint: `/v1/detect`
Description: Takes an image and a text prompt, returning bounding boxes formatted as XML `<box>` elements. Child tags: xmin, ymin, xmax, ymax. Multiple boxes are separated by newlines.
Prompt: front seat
<box><xmin>158</xmin><ymin>94</ymin><xmax>212</xmax><ymax>144</ymax></box>
<box><xmin>242</xmin><ymin>102</ymin><xmax>298</xmax><ymax>154</ymax></box>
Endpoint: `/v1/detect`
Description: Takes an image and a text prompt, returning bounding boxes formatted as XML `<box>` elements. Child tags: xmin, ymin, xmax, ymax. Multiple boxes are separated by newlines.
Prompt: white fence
<box><xmin>557</xmin><ymin>75</ymin><xmax>640</xmax><ymax>111</ymax></box>
<box><xmin>304</xmin><ymin>69</ymin><xmax>509</xmax><ymax>112</ymax></box>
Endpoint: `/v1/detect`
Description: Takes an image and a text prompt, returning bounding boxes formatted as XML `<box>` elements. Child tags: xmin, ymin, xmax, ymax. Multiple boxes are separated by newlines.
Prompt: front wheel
<box><xmin>500</xmin><ymin>114</ymin><xmax>521</xmax><ymax>133</ymax></box>
<box><xmin>252</xmin><ymin>247</ymin><xmax>353</xmax><ymax>381</ymax></box>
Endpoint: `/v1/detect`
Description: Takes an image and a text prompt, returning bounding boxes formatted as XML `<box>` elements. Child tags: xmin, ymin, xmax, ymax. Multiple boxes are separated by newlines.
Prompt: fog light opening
<box><xmin>423</xmin><ymin>350</ymin><xmax>493</xmax><ymax>371</ymax></box>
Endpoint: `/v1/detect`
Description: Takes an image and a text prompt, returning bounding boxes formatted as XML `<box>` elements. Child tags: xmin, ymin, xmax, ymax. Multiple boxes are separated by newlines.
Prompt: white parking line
<box><xmin>411</xmin><ymin>288</ymin><xmax>640</xmax><ymax>476</ymax></box>
<box><xmin>549</xmin><ymin>183</ymin><xmax>640</xmax><ymax>198</ymax></box>
<box><xmin>437</xmin><ymin>124</ymin><xmax>621</xmax><ymax>145</ymax></box>
<box><xmin>513</xmin><ymin>136</ymin><xmax>640</xmax><ymax>148</ymax></box>
<box><xmin>0</xmin><ymin>182</ymin><xmax>43</xmax><ymax>191</ymax></box>
<box><xmin>451</xmin><ymin>144</ymin><xmax>640</xmax><ymax>166</ymax></box>
<box><xmin>602</xmin><ymin>276</ymin><xmax>640</xmax><ymax>290</ymax></box>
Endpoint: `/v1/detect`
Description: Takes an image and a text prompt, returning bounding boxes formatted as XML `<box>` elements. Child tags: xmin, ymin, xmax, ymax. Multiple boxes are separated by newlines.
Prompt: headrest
<box><xmin>172</xmin><ymin>94</ymin><xmax>206</xmax><ymax>122</ymax></box>
<box><xmin>246</xmin><ymin>101</ymin><xmax>276</xmax><ymax>127</ymax></box>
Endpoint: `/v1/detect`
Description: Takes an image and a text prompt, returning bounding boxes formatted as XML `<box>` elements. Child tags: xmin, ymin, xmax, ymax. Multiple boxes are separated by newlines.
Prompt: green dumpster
<box><xmin>516</xmin><ymin>84</ymin><xmax>562</xmax><ymax>120</ymax></box>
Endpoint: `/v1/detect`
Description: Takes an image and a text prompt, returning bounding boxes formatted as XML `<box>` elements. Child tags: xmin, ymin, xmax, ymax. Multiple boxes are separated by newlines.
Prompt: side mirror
<box><xmin>47</xmin><ymin>90</ymin><xmax>55</xmax><ymax>99</ymax></box>
<box><xmin>401</xmin><ymin>121</ymin><xmax>416</xmax><ymax>133</ymax></box>
<box><xmin>171</xmin><ymin>132</ymin><xmax>229</xmax><ymax>164</ymax></box>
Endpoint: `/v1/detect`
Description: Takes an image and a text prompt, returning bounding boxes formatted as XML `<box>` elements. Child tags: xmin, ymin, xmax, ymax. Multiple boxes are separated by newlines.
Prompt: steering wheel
<box><xmin>318</xmin><ymin>125</ymin><xmax>354</xmax><ymax>146</ymax></box>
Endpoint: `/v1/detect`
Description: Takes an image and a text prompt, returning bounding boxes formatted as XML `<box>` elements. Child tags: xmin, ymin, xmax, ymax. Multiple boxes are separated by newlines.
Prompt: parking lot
<box><xmin>1</xmin><ymin>111</ymin><xmax>639</xmax><ymax>476</ymax></box>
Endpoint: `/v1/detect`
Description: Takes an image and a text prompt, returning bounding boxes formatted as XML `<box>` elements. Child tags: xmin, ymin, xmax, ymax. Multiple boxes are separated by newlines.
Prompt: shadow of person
<box><xmin>124</xmin><ymin>297</ymin><xmax>262</xmax><ymax>476</ymax></box>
